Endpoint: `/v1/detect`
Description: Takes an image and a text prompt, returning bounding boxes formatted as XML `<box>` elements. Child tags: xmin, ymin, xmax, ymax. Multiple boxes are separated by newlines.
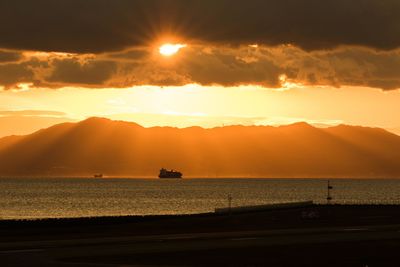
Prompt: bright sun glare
<box><xmin>159</xmin><ymin>43</ymin><xmax>187</xmax><ymax>56</ymax></box>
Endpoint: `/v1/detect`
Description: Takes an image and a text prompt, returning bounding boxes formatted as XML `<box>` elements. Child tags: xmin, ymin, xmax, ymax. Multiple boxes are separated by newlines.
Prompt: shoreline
<box><xmin>1</xmin><ymin>203</ymin><xmax>400</xmax><ymax>222</ymax></box>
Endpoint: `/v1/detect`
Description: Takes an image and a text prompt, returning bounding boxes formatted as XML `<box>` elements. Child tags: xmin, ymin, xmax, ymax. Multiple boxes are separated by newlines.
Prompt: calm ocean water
<box><xmin>0</xmin><ymin>178</ymin><xmax>400</xmax><ymax>219</ymax></box>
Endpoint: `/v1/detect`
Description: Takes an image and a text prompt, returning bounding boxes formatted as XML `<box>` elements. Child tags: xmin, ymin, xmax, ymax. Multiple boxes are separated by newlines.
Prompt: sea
<box><xmin>0</xmin><ymin>178</ymin><xmax>400</xmax><ymax>220</ymax></box>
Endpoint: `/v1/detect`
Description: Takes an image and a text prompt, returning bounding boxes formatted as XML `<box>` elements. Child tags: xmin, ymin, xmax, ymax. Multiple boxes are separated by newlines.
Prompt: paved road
<box><xmin>1</xmin><ymin>224</ymin><xmax>400</xmax><ymax>266</ymax></box>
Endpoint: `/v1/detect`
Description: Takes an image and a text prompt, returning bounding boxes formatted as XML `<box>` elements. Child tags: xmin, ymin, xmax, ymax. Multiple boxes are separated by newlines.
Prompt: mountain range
<box><xmin>1</xmin><ymin>117</ymin><xmax>400</xmax><ymax>178</ymax></box>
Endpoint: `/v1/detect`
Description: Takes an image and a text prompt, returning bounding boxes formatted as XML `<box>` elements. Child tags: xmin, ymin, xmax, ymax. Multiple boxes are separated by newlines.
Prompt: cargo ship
<box><xmin>159</xmin><ymin>168</ymin><xmax>182</xmax><ymax>179</ymax></box>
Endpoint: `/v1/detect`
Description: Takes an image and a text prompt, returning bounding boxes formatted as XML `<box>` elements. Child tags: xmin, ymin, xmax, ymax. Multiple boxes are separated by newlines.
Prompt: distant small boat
<box><xmin>94</xmin><ymin>174</ymin><xmax>103</xmax><ymax>178</ymax></box>
<box><xmin>159</xmin><ymin>168</ymin><xmax>182</xmax><ymax>179</ymax></box>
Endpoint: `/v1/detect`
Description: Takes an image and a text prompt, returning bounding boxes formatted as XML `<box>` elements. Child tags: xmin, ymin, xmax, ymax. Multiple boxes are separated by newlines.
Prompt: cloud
<box><xmin>0</xmin><ymin>50</ymin><xmax>22</xmax><ymax>63</ymax></box>
<box><xmin>3</xmin><ymin>45</ymin><xmax>400</xmax><ymax>90</ymax></box>
<box><xmin>105</xmin><ymin>45</ymin><xmax>400</xmax><ymax>90</ymax></box>
<box><xmin>46</xmin><ymin>58</ymin><xmax>117</xmax><ymax>86</ymax></box>
<box><xmin>103</xmin><ymin>46</ymin><xmax>282</xmax><ymax>88</ymax></box>
<box><xmin>279</xmin><ymin>46</ymin><xmax>400</xmax><ymax>90</ymax></box>
<box><xmin>0</xmin><ymin>62</ymin><xmax>34</xmax><ymax>89</ymax></box>
<box><xmin>0</xmin><ymin>110</ymin><xmax>67</xmax><ymax>117</ymax></box>
<box><xmin>1</xmin><ymin>1</ymin><xmax>400</xmax><ymax>90</ymax></box>
<box><xmin>106</xmin><ymin>48</ymin><xmax>150</xmax><ymax>62</ymax></box>
<box><xmin>1</xmin><ymin>0</ymin><xmax>400</xmax><ymax>53</ymax></box>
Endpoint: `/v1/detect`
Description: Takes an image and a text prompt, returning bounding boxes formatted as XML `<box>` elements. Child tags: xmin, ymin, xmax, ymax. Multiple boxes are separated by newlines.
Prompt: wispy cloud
<box><xmin>0</xmin><ymin>110</ymin><xmax>67</xmax><ymax>117</ymax></box>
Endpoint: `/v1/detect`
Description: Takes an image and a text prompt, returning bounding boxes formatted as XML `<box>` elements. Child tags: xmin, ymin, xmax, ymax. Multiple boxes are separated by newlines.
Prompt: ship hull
<box><xmin>159</xmin><ymin>174</ymin><xmax>182</xmax><ymax>179</ymax></box>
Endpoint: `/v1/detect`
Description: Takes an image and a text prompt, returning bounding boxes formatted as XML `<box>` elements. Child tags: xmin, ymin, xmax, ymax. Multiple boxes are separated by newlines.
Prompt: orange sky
<box><xmin>1</xmin><ymin>82</ymin><xmax>400</xmax><ymax>138</ymax></box>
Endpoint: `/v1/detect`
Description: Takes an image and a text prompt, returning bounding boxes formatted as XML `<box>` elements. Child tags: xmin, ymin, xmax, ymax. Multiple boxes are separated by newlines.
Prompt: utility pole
<box><xmin>327</xmin><ymin>180</ymin><xmax>333</xmax><ymax>204</ymax></box>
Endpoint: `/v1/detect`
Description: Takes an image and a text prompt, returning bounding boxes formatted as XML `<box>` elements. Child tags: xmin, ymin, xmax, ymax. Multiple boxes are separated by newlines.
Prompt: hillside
<box><xmin>0</xmin><ymin>118</ymin><xmax>400</xmax><ymax>178</ymax></box>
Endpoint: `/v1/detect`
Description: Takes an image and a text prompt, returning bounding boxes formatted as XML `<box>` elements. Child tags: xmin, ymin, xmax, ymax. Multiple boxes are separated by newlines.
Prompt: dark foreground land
<box><xmin>1</xmin><ymin>205</ymin><xmax>400</xmax><ymax>266</ymax></box>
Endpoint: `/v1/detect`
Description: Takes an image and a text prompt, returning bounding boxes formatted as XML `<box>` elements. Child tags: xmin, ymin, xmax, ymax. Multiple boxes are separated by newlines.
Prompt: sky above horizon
<box><xmin>2</xmin><ymin>0</ymin><xmax>400</xmax><ymax>137</ymax></box>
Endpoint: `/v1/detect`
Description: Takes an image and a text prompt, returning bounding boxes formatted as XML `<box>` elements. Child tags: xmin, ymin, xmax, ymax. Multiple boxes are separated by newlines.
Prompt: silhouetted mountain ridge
<box><xmin>1</xmin><ymin>117</ymin><xmax>400</xmax><ymax>178</ymax></box>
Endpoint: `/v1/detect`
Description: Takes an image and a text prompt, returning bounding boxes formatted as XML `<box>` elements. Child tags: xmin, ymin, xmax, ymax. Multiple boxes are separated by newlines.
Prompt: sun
<box><xmin>159</xmin><ymin>43</ymin><xmax>187</xmax><ymax>56</ymax></box>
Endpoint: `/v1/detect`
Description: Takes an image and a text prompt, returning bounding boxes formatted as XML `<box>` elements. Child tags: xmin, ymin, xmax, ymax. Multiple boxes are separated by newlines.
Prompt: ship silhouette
<box><xmin>159</xmin><ymin>168</ymin><xmax>182</xmax><ymax>179</ymax></box>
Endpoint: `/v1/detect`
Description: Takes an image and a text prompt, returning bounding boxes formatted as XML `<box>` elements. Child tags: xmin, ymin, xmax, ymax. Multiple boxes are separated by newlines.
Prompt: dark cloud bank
<box><xmin>1</xmin><ymin>0</ymin><xmax>400</xmax><ymax>90</ymax></box>
<box><xmin>1</xmin><ymin>0</ymin><xmax>400</xmax><ymax>53</ymax></box>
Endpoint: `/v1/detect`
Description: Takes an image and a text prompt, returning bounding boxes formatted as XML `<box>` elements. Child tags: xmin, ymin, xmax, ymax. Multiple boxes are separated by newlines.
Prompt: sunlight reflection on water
<box><xmin>0</xmin><ymin>178</ymin><xmax>399</xmax><ymax>219</ymax></box>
